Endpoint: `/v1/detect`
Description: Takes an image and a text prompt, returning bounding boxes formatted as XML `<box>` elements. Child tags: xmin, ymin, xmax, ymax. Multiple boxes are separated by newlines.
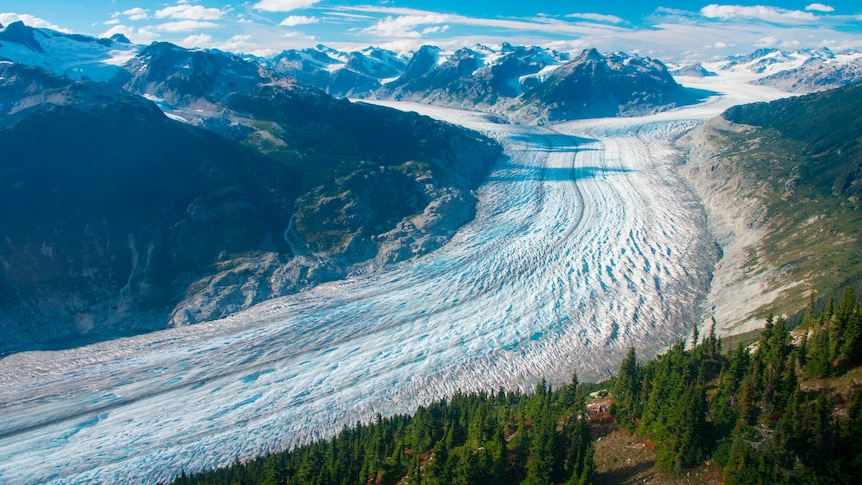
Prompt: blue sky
<box><xmin>2</xmin><ymin>1</ymin><xmax>861</xmax><ymax>60</ymax></box>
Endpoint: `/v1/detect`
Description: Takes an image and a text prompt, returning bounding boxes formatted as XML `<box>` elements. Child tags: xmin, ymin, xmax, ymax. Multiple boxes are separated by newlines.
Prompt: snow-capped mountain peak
<box><xmin>0</xmin><ymin>21</ymin><xmax>140</xmax><ymax>82</ymax></box>
<box><xmin>692</xmin><ymin>46</ymin><xmax>862</xmax><ymax>93</ymax></box>
<box><xmin>713</xmin><ymin>46</ymin><xmax>852</xmax><ymax>76</ymax></box>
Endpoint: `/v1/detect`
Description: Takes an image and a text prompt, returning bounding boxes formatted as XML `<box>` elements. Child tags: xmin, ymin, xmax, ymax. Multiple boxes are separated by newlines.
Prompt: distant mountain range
<box><xmin>0</xmin><ymin>21</ymin><xmax>705</xmax><ymax>124</ymax></box>
<box><xmin>3</xmin><ymin>19</ymin><xmax>861</xmax><ymax>106</ymax></box>
<box><xmin>672</xmin><ymin>47</ymin><xmax>862</xmax><ymax>93</ymax></box>
<box><xmin>265</xmin><ymin>41</ymin><xmax>704</xmax><ymax>123</ymax></box>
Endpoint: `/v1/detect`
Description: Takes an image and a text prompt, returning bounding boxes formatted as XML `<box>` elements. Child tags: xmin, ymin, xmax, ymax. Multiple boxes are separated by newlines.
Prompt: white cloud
<box><xmin>100</xmin><ymin>24</ymin><xmax>160</xmax><ymax>44</ymax></box>
<box><xmin>279</xmin><ymin>15</ymin><xmax>319</xmax><ymax>27</ymax></box>
<box><xmin>700</xmin><ymin>4</ymin><xmax>817</xmax><ymax>24</ymax></box>
<box><xmin>134</xmin><ymin>26</ymin><xmax>161</xmax><ymax>44</ymax></box>
<box><xmin>364</xmin><ymin>14</ymin><xmax>448</xmax><ymax>38</ymax></box>
<box><xmin>155</xmin><ymin>4</ymin><xmax>223</xmax><ymax>21</ymax></box>
<box><xmin>223</xmin><ymin>34</ymin><xmax>253</xmax><ymax>46</ymax></box>
<box><xmin>253</xmin><ymin>0</ymin><xmax>320</xmax><ymax>12</ymax></box>
<box><xmin>565</xmin><ymin>12</ymin><xmax>625</xmax><ymax>24</ymax></box>
<box><xmin>805</xmin><ymin>3</ymin><xmax>835</xmax><ymax>12</ymax></box>
<box><xmin>0</xmin><ymin>12</ymin><xmax>71</xmax><ymax>32</ymax></box>
<box><xmin>181</xmin><ymin>33</ymin><xmax>213</xmax><ymax>46</ymax></box>
<box><xmin>324</xmin><ymin>11</ymin><xmax>374</xmax><ymax>21</ymax></box>
<box><xmin>754</xmin><ymin>36</ymin><xmax>779</xmax><ymax>46</ymax></box>
<box><xmin>704</xmin><ymin>41</ymin><xmax>734</xmax><ymax>49</ymax></box>
<box><xmin>544</xmin><ymin>39</ymin><xmax>593</xmax><ymax>53</ymax></box>
<box><xmin>280</xmin><ymin>30</ymin><xmax>317</xmax><ymax>41</ymax></box>
<box><xmin>156</xmin><ymin>20</ymin><xmax>220</xmax><ymax>32</ymax></box>
<box><xmin>422</xmin><ymin>25</ymin><xmax>450</xmax><ymax>35</ymax></box>
<box><xmin>353</xmin><ymin>6</ymin><xmax>625</xmax><ymax>39</ymax></box>
<box><xmin>213</xmin><ymin>34</ymin><xmax>286</xmax><ymax>56</ymax></box>
<box><xmin>123</xmin><ymin>7</ymin><xmax>149</xmax><ymax>21</ymax></box>
<box><xmin>104</xmin><ymin>18</ymin><xmax>121</xmax><ymax>25</ymax></box>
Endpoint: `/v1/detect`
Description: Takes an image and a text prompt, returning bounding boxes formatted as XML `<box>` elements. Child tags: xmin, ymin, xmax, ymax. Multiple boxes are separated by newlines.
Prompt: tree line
<box><xmin>173</xmin><ymin>374</ymin><xmax>594</xmax><ymax>484</ymax></box>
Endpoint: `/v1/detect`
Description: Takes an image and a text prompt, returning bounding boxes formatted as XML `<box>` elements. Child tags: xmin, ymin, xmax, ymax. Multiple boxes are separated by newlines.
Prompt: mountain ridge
<box><xmin>1</xmin><ymin>21</ymin><xmax>706</xmax><ymax>125</ymax></box>
<box><xmin>0</xmin><ymin>37</ymin><xmax>502</xmax><ymax>354</ymax></box>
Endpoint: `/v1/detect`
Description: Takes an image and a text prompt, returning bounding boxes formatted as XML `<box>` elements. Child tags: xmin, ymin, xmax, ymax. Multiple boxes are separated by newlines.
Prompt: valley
<box><xmin>0</xmin><ymin>74</ymin><xmax>783</xmax><ymax>484</ymax></box>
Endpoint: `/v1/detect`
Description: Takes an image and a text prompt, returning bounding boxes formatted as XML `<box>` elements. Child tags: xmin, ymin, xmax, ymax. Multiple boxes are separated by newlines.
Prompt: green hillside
<box><xmin>712</xmin><ymin>84</ymin><xmax>862</xmax><ymax>319</ymax></box>
<box><xmin>722</xmin><ymin>84</ymin><xmax>862</xmax><ymax>206</ymax></box>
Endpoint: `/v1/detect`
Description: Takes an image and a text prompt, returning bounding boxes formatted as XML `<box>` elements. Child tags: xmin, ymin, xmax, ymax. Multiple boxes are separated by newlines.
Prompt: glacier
<box><xmin>0</xmin><ymin>75</ymin><xmax>789</xmax><ymax>484</ymax></box>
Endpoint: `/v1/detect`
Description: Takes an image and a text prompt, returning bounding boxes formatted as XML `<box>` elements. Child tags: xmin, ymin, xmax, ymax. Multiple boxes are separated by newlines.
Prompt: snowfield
<box><xmin>0</xmin><ymin>77</ymin><xmax>786</xmax><ymax>484</ymax></box>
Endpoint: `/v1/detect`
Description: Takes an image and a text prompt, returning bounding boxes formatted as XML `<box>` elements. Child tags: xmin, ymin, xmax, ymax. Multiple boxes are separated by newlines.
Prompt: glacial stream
<box><xmin>0</xmin><ymin>77</ymin><xmax>785</xmax><ymax>484</ymax></box>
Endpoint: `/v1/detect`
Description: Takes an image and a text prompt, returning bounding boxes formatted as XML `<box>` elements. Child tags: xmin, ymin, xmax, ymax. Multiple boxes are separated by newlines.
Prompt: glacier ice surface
<box><xmin>0</xmin><ymin>74</ymin><xmax>789</xmax><ymax>484</ymax></box>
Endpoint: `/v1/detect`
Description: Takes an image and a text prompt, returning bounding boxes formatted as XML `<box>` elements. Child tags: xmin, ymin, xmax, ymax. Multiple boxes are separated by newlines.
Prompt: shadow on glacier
<box><xmin>509</xmin><ymin>133</ymin><xmax>599</xmax><ymax>153</ymax></box>
<box><xmin>489</xmin><ymin>164</ymin><xmax>634</xmax><ymax>182</ymax></box>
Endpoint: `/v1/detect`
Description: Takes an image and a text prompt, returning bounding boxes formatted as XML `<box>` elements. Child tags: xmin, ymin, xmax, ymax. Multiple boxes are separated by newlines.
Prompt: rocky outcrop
<box><xmin>122</xmin><ymin>42</ymin><xmax>270</xmax><ymax>105</ymax></box>
<box><xmin>374</xmin><ymin>47</ymin><xmax>704</xmax><ymax>124</ymax></box>
<box><xmin>0</xmin><ymin>21</ymin><xmax>45</xmax><ymax>53</ymax></box>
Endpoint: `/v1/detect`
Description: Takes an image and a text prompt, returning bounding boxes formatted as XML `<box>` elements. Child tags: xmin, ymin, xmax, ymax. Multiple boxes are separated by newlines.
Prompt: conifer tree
<box><xmin>610</xmin><ymin>346</ymin><xmax>640</xmax><ymax>432</ymax></box>
<box><xmin>806</xmin><ymin>323</ymin><xmax>832</xmax><ymax>377</ymax></box>
<box><xmin>832</xmin><ymin>288</ymin><xmax>856</xmax><ymax>360</ymax></box>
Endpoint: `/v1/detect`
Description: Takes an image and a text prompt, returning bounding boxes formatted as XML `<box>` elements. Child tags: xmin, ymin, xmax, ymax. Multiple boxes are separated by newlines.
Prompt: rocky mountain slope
<box><xmin>0</xmin><ymin>23</ymin><xmax>501</xmax><ymax>355</ymax></box>
<box><xmin>669</xmin><ymin>62</ymin><xmax>716</xmax><ymax>78</ymax></box>
<box><xmin>376</xmin><ymin>43</ymin><xmax>566</xmax><ymax>107</ymax></box>
<box><xmin>0</xmin><ymin>62</ymin><xmax>302</xmax><ymax>351</ymax></box>
<box><xmin>514</xmin><ymin>48</ymin><xmax>702</xmax><ymax>123</ymax></box>
<box><xmin>269</xmin><ymin>45</ymin><xmax>407</xmax><ymax>98</ymax></box>
<box><xmin>267</xmin><ymin>41</ymin><xmax>568</xmax><ymax>103</ymax></box>
<box><xmin>677</xmin><ymin>84</ymin><xmax>862</xmax><ymax>333</ymax></box>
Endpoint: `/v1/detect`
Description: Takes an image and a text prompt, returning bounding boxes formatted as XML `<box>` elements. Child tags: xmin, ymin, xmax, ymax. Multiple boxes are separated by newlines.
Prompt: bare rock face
<box><xmin>373</xmin><ymin>187</ymin><xmax>473</xmax><ymax>265</ymax></box>
<box><xmin>670</xmin><ymin>62</ymin><xmax>717</xmax><ymax>78</ymax></box>
<box><xmin>168</xmin><ymin>154</ymin><xmax>496</xmax><ymax>328</ymax></box>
